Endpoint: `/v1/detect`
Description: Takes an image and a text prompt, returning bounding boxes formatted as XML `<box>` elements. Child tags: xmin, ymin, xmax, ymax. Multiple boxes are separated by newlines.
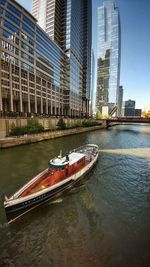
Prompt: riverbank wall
<box><xmin>0</xmin><ymin>125</ymin><xmax>103</xmax><ymax>149</ymax></box>
<box><xmin>0</xmin><ymin>117</ymin><xmax>94</xmax><ymax>139</ymax></box>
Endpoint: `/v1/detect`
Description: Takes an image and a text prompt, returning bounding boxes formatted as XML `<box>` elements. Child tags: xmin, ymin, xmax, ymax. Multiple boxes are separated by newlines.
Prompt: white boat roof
<box><xmin>51</xmin><ymin>152</ymin><xmax>85</xmax><ymax>167</ymax></box>
<box><xmin>68</xmin><ymin>152</ymin><xmax>85</xmax><ymax>165</ymax></box>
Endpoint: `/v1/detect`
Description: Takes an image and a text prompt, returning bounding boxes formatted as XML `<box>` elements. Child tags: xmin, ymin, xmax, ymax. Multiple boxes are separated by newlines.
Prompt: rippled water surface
<box><xmin>0</xmin><ymin>124</ymin><xmax>150</xmax><ymax>267</ymax></box>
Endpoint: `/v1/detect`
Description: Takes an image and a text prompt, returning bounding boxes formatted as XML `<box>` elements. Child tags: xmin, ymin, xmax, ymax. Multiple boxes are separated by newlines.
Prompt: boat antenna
<box><xmin>60</xmin><ymin>150</ymin><xmax>62</xmax><ymax>158</ymax></box>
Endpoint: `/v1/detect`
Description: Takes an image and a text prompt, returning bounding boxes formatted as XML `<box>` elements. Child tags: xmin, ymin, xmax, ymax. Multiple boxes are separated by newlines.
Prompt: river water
<box><xmin>0</xmin><ymin>124</ymin><xmax>150</xmax><ymax>267</ymax></box>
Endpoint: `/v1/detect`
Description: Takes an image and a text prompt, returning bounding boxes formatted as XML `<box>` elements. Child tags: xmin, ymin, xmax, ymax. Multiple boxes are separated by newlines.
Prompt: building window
<box><xmin>21</xmin><ymin>42</ymin><xmax>34</xmax><ymax>55</ymax></box>
<box><xmin>21</xmin><ymin>62</ymin><xmax>34</xmax><ymax>73</ymax></box>
<box><xmin>22</xmin><ymin>23</ymin><xmax>35</xmax><ymax>38</ymax></box>
<box><xmin>0</xmin><ymin>0</ymin><xmax>5</xmax><ymax>6</ymax></box>
<box><xmin>4</xmin><ymin>20</ymin><xmax>19</xmax><ymax>35</ymax></box>
<box><xmin>21</xmin><ymin>32</ymin><xmax>34</xmax><ymax>46</ymax></box>
<box><xmin>0</xmin><ymin>7</ymin><xmax>3</xmax><ymax>14</ymax></box>
<box><xmin>3</xmin><ymin>29</ymin><xmax>19</xmax><ymax>45</ymax></box>
<box><xmin>21</xmin><ymin>70</ymin><xmax>27</xmax><ymax>78</ymax></box>
<box><xmin>1</xmin><ymin>52</ymin><xmax>19</xmax><ymax>65</ymax></box>
<box><xmin>29</xmin><ymin>73</ymin><xmax>35</xmax><ymax>82</ymax></box>
<box><xmin>21</xmin><ymin>51</ymin><xmax>34</xmax><ymax>64</ymax></box>
<box><xmin>2</xmin><ymin>40</ymin><xmax>19</xmax><ymax>55</ymax></box>
<box><xmin>5</xmin><ymin>11</ymin><xmax>20</xmax><ymax>26</ymax></box>
<box><xmin>23</xmin><ymin>15</ymin><xmax>35</xmax><ymax>29</ymax></box>
<box><xmin>7</xmin><ymin>2</ymin><xmax>21</xmax><ymax>17</ymax></box>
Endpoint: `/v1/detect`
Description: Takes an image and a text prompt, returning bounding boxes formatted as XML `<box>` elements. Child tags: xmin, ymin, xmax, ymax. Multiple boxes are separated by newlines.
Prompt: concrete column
<box><xmin>46</xmin><ymin>81</ymin><xmax>48</xmax><ymax>114</ymax></box>
<box><xmin>27</xmin><ymin>72</ymin><xmax>30</xmax><ymax>113</ymax></box>
<box><xmin>19</xmin><ymin>64</ymin><xmax>23</xmax><ymax>112</ymax></box>
<box><xmin>0</xmin><ymin>63</ymin><xmax>2</xmax><ymax>111</ymax></box>
<box><xmin>50</xmin><ymin>88</ymin><xmax>52</xmax><ymax>115</ymax></box>
<box><xmin>61</xmin><ymin>98</ymin><xmax>63</xmax><ymax>116</ymax></box>
<box><xmin>41</xmin><ymin>96</ymin><xmax>43</xmax><ymax>113</ymax></box>
<box><xmin>35</xmin><ymin>76</ymin><xmax>37</xmax><ymax>113</ymax></box>
<box><xmin>0</xmin><ymin>28</ymin><xmax>2</xmax><ymax>111</ymax></box>
<box><xmin>9</xmin><ymin>63</ymin><xmax>13</xmax><ymax>111</ymax></box>
<box><xmin>54</xmin><ymin>86</ymin><xmax>56</xmax><ymax>115</ymax></box>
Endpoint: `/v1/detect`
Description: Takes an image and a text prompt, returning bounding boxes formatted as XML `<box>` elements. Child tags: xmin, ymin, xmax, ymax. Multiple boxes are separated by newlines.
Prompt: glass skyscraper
<box><xmin>32</xmin><ymin>0</ymin><xmax>64</xmax><ymax>49</ymax></box>
<box><xmin>0</xmin><ymin>0</ymin><xmax>68</xmax><ymax>115</ymax></box>
<box><xmin>0</xmin><ymin>0</ymin><xmax>91</xmax><ymax>117</ymax></box>
<box><xmin>32</xmin><ymin>0</ymin><xmax>92</xmax><ymax>117</ymax></box>
<box><xmin>90</xmin><ymin>49</ymin><xmax>95</xmax><ymax>115</ymax></box>
<box><xmin>96</xmin><ymin>0</ymin><xmax>121</xmax><ymax>115</ymax></box>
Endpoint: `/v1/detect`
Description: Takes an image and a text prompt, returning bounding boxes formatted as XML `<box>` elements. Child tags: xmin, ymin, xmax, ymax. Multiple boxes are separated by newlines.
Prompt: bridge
<box><xmin>99</xmin><ymin>117</ymin><xmax>150</xmax><ymax>128</ymax></box>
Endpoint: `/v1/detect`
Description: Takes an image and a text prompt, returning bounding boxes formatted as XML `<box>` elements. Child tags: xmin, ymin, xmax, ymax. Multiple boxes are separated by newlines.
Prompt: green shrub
<box><xmin>74</xmin><ymin>121</ymin><xmax>82</xmax><ymax>128</ymax></box>
<box><xmin>82</xmin><ymin>120</ymin><xmax>99</xmax><ymax>127</ymax></box>
<box><xmin>57</xmin><ymin>118</ymin><xmax>66</xmax><ymax>130</ymax></box>
<box><xmin>10</xmin><ymin>118</ymin><xmax>44</xmax><ymax>136</ymax></box>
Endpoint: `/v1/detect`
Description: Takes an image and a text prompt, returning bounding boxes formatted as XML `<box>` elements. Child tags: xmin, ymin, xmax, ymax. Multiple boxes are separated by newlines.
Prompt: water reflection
<box><xmin>0</xmin><ymin>125</ymin><xmax>150</xmax><ymax>267</ymax></box>
<box><xmin>101</xmin><ymin>147</ymin><xmax>150</xmax><ymax>158</ymax></box>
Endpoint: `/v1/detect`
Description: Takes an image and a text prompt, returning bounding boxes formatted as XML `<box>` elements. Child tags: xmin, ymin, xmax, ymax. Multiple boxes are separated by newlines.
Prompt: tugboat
<box><xmin>4</xmin><ymin>144</ymin><xmax>99</xmax><ymax>223</ymax></box>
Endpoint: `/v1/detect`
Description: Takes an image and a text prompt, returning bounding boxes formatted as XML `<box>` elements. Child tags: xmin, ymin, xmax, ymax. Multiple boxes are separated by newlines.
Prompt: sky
<box><xmin>17</xmin><ymin>0</ymin><xmax>150</xmax><ymax>110</ymax></box>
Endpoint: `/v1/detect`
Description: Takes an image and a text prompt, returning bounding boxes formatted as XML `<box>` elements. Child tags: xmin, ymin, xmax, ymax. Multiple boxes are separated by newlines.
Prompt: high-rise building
<box><xmin>0</xmin><ymin>0</ymin><xmax>91</xmax><ymax>117</ymax></box>
<box><xmin>90</xmin><ymin>49</ymin><xmax>95</xmax><ymax>115</ymax></box>
<box><xmin>32</xmin><ymin>0</ymin><xmax>92</xmax><ymax>117</ymax></box>
<box><xmin>0</xmin><ymin>0</ymin><xmax>68</xmax><ymax>116</ymax></box>
<box><xmin>135</xmin><ymin>109</ymin><xmax>141</xmax><ymax>117</ymax></box>
<box><xmin>96</xmin><ymin>0</ymin><xmax>121</xmax><ymax>115</ymax></box>
<box><xmin>123</xmin><ymin>100</ymin><xmax>135</xmax><ymax>117</ymax></box>
<box><xmin>32</xmin><ymin>0</ymin><xmax>64</xmax><ymax>48</ymax></box>
<box><xmin>117</xmin><ymin>85</ymin><xmax>123</xmax><ymax>116</ymax></box>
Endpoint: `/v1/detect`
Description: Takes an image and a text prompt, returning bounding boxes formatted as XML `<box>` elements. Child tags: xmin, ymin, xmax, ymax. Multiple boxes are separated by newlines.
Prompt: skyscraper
<box><xmin>32</xmin><ymin>0</ymin><xmax>92</xmax><ymax>117</ymax></box>
<box><xmin>90</xmin><ymin>49</ymin><xmax>95</xmax><ymax>115</ymax></box>
<box><xmin>0</xmin><ymin>0</ymin><xmax>67</xmax><ymax>116</ymax></box>
<box><xmin>123</xmin><ymin>99</ymin><xmax>135</xmax><ymax>117</ymax></box>
<box><xmin>32</xmin><ymin>0</ymin><xmax>64</xmax><ymax>48</ymax></box>
<box><xmin>96</xmin><ymin>0</ymin><xmax>121</xmax><ymax>115</ymax></box>
<box><xmin>117</xmin><ymin>85</ymin><xmax>123</xmax><ymax>116</ymax></box>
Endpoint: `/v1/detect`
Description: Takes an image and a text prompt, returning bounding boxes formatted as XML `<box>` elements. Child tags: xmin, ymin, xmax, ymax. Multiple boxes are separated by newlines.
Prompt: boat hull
<box><xmin>4</xmin><ymin>144</ymin><xmax>99</xmax><ymax>223</ymax></box>
<box><xmin>5</xmin><ymin>179</ymin><xmax>75</xmax><ymax>223</ymax></box>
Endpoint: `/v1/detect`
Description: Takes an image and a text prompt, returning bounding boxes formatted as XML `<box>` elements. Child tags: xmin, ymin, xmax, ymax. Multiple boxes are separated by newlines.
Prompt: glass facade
<box><xmin>0</xmin><ymin>0</ymin><xmax>68</xmax><ymax>115</ymax></box>
<box><xmin>32</xmin><ymin>0</ymin><xmax>92</xmax><ymax>117</ymax></box>
<box><xmin>96</xmin><ymin>0</ymin><xmax>121</xmax><ymax>115</ymax></box>
<box><xmin>123</xmin><ymin>100</ymin><xmax>135</xmax><ymax>117</ymax></box>
<box><xmin>82</xmin><ymin>0</ymin><xmax>92</xmax><ymax>115</ymax></box>
<box><xmin>32</xmin><ymin>0</ymin><xmax>64</xmax><ymax>47</ymax></box>
<box><xmin>0</xmin><ymin>0</ymin><xmax>91</xmax><ymax>117</ymax></box>
<box><xmin>90</xmin><ymin>49</ymin><xmax>95</xmax><ymax>115</ymax></box>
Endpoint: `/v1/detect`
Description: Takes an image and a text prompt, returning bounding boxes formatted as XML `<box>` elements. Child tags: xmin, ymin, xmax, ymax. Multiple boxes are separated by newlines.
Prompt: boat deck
<box><xmin>19</xmin><ymin>145</ymin><xmax>98</xmax><ymax>198</ymax></box>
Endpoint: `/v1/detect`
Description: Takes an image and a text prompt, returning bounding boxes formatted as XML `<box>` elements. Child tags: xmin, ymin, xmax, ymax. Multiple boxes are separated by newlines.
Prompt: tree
<box><xmin>57</xmin><ymin>117</ymin><xmax>66</xmax><ymax>130</ymax></box>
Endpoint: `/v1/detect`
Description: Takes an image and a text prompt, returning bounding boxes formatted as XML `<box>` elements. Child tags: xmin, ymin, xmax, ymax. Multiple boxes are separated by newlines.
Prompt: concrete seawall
<box><xmin>0</xmin><ymin>125</ymin><xmax>103</xmax><ymax>149</ymax></box>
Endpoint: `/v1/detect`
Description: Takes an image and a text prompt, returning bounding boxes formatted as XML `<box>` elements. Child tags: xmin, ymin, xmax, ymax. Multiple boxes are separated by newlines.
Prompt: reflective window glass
<box><xmin>0</xmin><ymin>0</ymin><xmax>5</xmax><ymax>5</ymax></box>
<box><xmin>5</xmin><ymin>11</ymin><xmax>20</xmax><ymax>25</ymax></box>
<box><xmin>21</xmin><ymin>32</ymin><xmax>34</xmax><ymax>46</ymax></box>
<box><xmin>2</xmin><ymin>40</ymin><xmax>19</xmax><ymax>55</ymax></box>
<box><xmin>1</xmin><ymin>51</ymin><xmax>19</xmax><ymax>65</ymax></box>
<box><xmin>36</xmin><ymin>36</ymin><xmax>61</xmax><ymax>61</ymax></box>
<box><xmin>21</xmin><ymin>62</ymin><xmax>33</xmax><ymax>73</ymax></box>
<box><xmin>21</xmin><ymin>42</ymin><xmax>34</xmax><ymax>55</ymax></box>
<box><xmin>4</xmin><ymin>20</ymin><xmax>19</xmax><ymax>35</ymax></box>
<box><xmin>21</xmin><ymin>51</ymin><xmax>34</xmax><ymax>64</ymax></box>
<box><xmin>23</xmin><ymin>15</ymin><xmax>35</xmax><ymax>29</ymax></box>
<box><xmin>22</xmin><ymin>23</ymin><xmax>35</xmax><ymax>37</ymax></box>
<box><xmin>3</xmin><ymin>29</ymin><xmax>19</xmax><ymax>44</ymax></box>
<box><xmin>0</xmin><ymin>7</ymin><xmax>3</xmax><ymax>14</ymax></box>
<box><xmin>36</xmin><ymin>44</ymin><xmax>61</xmax><ymax>68</ymax></box>
<box><xmin>36</xmin><ymin>27</ymin><xmax>63</xmax><ymax>56</ymax></box>
<box><xmin>36</xmin><ymin>61</ymin><xmax>53</xmax><ymax>77</ymax></box>
<box><xmin>7</xmin><ymin>3</ymin><xmax>21</xmax><ymax>17</ymax></box>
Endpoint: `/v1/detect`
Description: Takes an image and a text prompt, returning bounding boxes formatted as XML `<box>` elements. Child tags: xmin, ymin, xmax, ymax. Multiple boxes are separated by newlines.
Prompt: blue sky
<box><xmin>17</xmin><ymin>0</ymin><xmax>150</xmax><ymax>110</ymax></box>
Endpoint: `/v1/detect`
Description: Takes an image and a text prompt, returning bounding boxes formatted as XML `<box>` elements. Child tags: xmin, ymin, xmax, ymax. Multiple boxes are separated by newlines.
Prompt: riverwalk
<box><xmin>0</xmin><ymin>125</ymin><xmax>102</xmax><ymax>148</ymax></box>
